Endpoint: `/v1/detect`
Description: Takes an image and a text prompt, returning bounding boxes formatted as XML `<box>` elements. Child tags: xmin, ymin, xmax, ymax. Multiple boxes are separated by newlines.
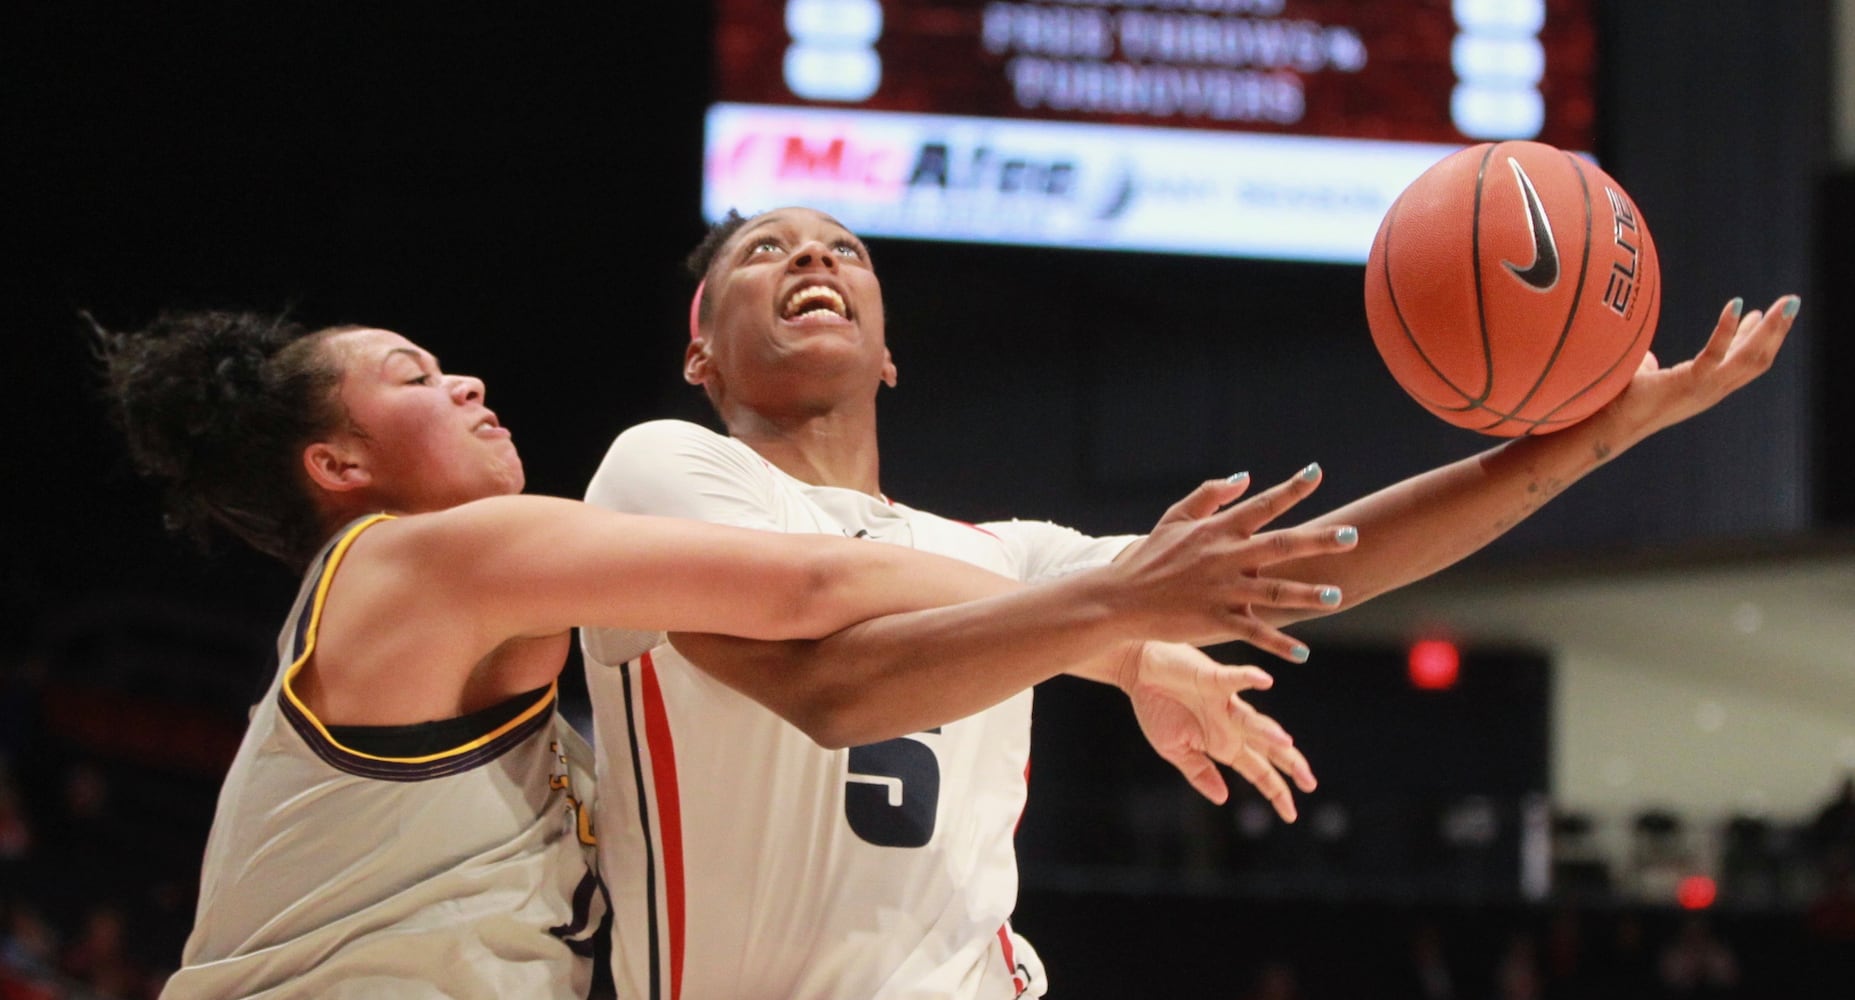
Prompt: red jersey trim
<box><xmin>640</xmin><ymin>653</ymin><xmax>687</xmax><ymax>1000</ymax></box>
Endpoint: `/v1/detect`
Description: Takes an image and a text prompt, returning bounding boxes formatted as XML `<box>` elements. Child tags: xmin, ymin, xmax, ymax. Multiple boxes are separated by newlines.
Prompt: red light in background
<box><xmin>1407</xmin><ymin>640</ymin><xmax>1460</xmax><ymax>690</ymax></box>
<box><xmin>1678</xmin><ymin>875</ymin><xmax>1717</xmax><ymax>910</ymax></box>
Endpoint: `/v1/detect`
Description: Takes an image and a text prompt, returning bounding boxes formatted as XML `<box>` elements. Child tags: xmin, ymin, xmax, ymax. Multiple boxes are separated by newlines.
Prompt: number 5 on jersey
<box><xmin>843</xmin><ymin>730</ymin><xmax>940</xmax><ymax>848</ymax></box>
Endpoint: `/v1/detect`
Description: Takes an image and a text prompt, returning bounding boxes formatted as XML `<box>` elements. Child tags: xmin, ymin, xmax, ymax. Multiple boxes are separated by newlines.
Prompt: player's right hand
<box><xmin>1121</xmin><ymin>641</ymin><xmax>1317</xmax><ymax>818</ymax></box>
<box><xmin>1106</xmin><ymin>464</ymin><xmax>1358</xmax><ymax>658</ymax></box>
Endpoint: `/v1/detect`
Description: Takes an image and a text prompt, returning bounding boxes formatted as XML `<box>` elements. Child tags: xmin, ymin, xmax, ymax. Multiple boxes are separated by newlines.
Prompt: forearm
<box><xmin>791</xmin><ymin>541</ymin><xmax>1023</xmax><ymax>636</ymax></box>
<box><xmin>1263</xmin><ymin>405</ymin><xmax>1638</xmax><ymax>623</ymax></box>
<box><xmin>673</xmin><ymin>568</ymin><xmax>1143</xmax><ymax>748</ymax></box>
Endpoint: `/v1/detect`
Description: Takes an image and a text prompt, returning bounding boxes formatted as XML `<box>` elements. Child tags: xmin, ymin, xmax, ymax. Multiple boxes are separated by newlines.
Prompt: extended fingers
<box><xmin>1219</xmin><ymin>698</ymin><xmax>1314</xmax><ymax>788</ymax></box>
<box><xmin>1197</xmin><ymin>697</ymin><xmax>1316</xmax><ymax>820</ymax></box>
<box><xmin>1260</xmin><ymin>731</ymin><xmax>1317</xmax><ymax>794</ymax></box>
<box><xmin>1202</xmin><ymin>664</ymin><xmax>1275</xmax><ymax>702</ymax></box>
<box><xmin>1216</xmin><ymin>463</ymin><xmax>1324</xmax><ymax>536</ymax></box>
<box><xmin>1695</xmin><ymin>297</ymin><xmax>1744</xmax><ymax>367</ymax></box>
<box><xmin>1234</xmin><ymin>521</ymin><xmax>1360</xmax><ymax>579</ymax></box>
<box><xmin>1725</xmin><ymin>295</ymin><xmax>1797</xmax><ymax>379</ymax></box>
<box><xmin>1228</xmin><ymin>744</ymin><xmax>1299</xmax><ymax>823</ymax></box>
<box><xmin>1156</xmin><ymin>473</ymin><xmax>1253</xmax><ymax>527</ymax></box>
<box><xmin>1215</xmin><ymin>616</ymin><xmax>1311</xmax><ymax>663</ymax></box>
<box><xmin>1225</xmin><ymin>723</ymin><xmax>1315</xmax><ymax>821</ymax></box>
<box><xmin>1223</xmin><ymin>693</ymin><xmax>1292</xmax><ymax>748</ymax></box>
<box><xmin>1705</xmin><ymin>295</ymin><xmax>1797</xmax><ymax>380</ymax></box>
<box><xmin>1168</xmin><ymin>750</ymin><xmax>1232</xmax><ymax>805</ymax></box>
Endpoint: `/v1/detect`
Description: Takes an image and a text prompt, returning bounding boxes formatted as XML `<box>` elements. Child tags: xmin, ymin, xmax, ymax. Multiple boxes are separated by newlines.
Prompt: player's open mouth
<box><xmin>781</xmin><ymin>283</ymin><xmax>850</xmax><ymax>322</ymax></box>
<box><xmin>473</xmin><ymin>414</ymin><xmax>510</xmax><ymax>438</ymax></box>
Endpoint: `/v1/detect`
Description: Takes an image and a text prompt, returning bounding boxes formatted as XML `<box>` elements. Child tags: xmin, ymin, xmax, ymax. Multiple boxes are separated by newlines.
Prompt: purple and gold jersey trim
<box><xmin>277</xmin><ymin>515</ymin><xmax>556</xmax><ymax>782</ymax></box>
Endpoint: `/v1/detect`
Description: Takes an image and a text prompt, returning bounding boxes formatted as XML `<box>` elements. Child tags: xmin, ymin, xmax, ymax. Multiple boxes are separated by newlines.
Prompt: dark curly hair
<box><xmin>684</xmin><ymin>209</ymin><xmax>753</xmax><ymax>328</ymax></box>
<box><xmin>93</xmin><ymin>309</ymin><xmax>351</xmax><ymax>569</ymax></box>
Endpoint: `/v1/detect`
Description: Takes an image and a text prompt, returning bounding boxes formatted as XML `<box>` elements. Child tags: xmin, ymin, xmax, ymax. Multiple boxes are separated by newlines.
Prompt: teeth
<box><xmin>784</xmin><ymin>285</ymin><xmax>846</xmax><ymax>319</ymax></box>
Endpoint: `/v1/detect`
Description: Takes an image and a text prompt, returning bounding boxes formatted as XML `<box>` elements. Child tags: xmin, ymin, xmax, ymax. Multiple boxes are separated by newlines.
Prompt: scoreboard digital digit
<box><xmin>703</xmin><ymin>0</ymin><xmax>1597</xmax><ymax>263</ymax></box>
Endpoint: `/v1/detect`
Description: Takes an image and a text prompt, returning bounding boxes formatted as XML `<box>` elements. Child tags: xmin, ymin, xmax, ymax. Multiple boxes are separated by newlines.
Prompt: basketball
<box><xmin>1364</xmin><ymin>141</ymin><xmax>1661</xmax><ymax>436</ymax></box>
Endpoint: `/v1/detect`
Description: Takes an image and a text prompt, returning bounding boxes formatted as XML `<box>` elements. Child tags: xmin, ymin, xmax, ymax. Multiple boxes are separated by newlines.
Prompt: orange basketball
<box><xmin>1364</xmin><ymin>141</ymin><xmax>1660</xmax><ymax>436</ymax></box>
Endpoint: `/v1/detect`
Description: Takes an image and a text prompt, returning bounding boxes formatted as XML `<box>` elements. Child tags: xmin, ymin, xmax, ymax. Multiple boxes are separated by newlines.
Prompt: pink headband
<box><xmin>688</xmin><ymin>279</ymin><xmax>706</xmax><ymax>341</ymax></box>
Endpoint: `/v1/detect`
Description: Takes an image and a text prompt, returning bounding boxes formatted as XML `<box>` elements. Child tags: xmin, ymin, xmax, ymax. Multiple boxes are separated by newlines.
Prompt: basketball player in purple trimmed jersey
<box><xmin>581</xmin><ymin>205</ymin><xmax>1797</xmax><ymax>1000</ymax></box>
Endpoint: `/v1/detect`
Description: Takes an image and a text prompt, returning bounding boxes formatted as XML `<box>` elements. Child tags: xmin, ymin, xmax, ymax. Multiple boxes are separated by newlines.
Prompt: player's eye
<box><xmin>748</xmin><ymin>239</ymin><xmax>782</xmax><ymax>255</ymax></box>
<box><xmin>832</xmin><ymin>241</ymin><xmax>862</xmax><ymax>259</ymax></box>
<box><xmin>406</xmin><ymin>374</ymin><xmax>433</xmax><ymax>386</ymax></box>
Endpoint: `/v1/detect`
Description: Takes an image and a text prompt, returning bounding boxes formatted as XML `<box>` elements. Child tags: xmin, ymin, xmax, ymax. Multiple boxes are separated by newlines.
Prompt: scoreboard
<box><xmin>702</xmin><ymin>0</ymin><xmax>1597</xmax><ymax>263</ymax></box>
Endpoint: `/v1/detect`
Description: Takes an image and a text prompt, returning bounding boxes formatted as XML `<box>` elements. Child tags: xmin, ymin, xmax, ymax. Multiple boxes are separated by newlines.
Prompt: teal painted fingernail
<box><xmin>1300</xmin><ymin>462</ymin><xmax>1321</xmax><ymax>482</ymax></box>
<box><xmin>1783</xmin><ymin>297</ymin><xmax>1800</xmax><ymax>318</ymax></box>
<box><xmin>1318</xmin><ymin>586</ymin><xmax>1341</xmax><ymax>606</ymax></box>
<box><xmin>1728</xmin><ymin>297</ymin><xmax>1743</xmax><ymax>317</ymax></box>
<box><xmin>1289</xmin><ymin>644</ymin><xmax>1309</xmax><ymax>663</ymax></box>
<box><xmin>1226</xmin><ymin>470</ymin><xmax>1250</xmax><ymax>484</ymax></box>
<box><xmin>1335</xmin><ymin>526</ymin><xmax>1358</xmax><ymax>545</ymax></box>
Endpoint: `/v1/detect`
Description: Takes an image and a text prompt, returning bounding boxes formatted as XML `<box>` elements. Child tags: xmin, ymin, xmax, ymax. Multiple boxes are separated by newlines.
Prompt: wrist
<box><xmin>1072</xmin><ymin>561</ymin><xmax>1162</xmax><ymax>641</ymax></box>
<box><xmin>1111</xmin><ymin>639</ymin><xmax>1147</xmax><ymax>694</ymax></box>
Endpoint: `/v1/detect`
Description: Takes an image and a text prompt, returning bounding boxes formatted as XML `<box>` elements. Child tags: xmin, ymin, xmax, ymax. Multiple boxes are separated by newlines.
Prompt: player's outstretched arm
<box><xmin>1255</xmin><ymin>294</ymin><xmax>1799</xmax><ymax>625</ymax></box>
<box><xmin>669</xmin><ymin>470</ymin><xmax>1357</xmax><ymax>749</ymax></box>
<box><xmin>366</xmin><ymin>494</ymin><xmax>1025</xmax><ymax>647</ymax></box>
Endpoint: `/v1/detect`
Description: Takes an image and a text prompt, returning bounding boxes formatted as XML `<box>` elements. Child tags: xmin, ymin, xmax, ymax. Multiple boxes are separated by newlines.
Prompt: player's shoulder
<box><xmin>596</xmin><ymin>419</ymin><xmax>759</xmax><ymax>481</ymax></box>
<box><xmin>607</xmin><ymin>418</ymin><xmax>730</xmax><ymax>456</ymax></box>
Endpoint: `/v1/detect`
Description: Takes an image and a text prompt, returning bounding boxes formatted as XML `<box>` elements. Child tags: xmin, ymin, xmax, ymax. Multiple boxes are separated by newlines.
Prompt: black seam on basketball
<box><xmin>1499</xmin><ymin>150</ymin><xmax>1596</xmax><ymax>422</ymax></box>
<box><xmin>1389</xmin><ymin>376</ymin><xmax>1599</xmax><ymax>421</ymax></box>
<box><xmin>1457</xmin><ymin>394</ymin><xmax>1609</xmax><ymax>427</ymax></box>
<box><xmin>1471</xmin><ymin>407</ymin><xmax>1581</xmax><ymax>434</ymax></box>
<box><xmin>1534</xmin><ymin>268</ymin><xmax>1657</xmax><ymax>426</ymax></box>
<box><xmin>1534</xmin><ymin>204</ymin><xmax>1659</xmax><ymax>426</ymax></box>
<box><xmin>1441</xmin><ymin>181</ymin><xmax>1657</xmax><ymax>434</ymax></box>
<box><xmin>1469</xmin><ymin>143</ymin><xmax>1497</xmax><ymax>403</ymax></box>
<box><xmin>1380</xmin><ymin>192</ymin><xmax>1482</xmax><ymax>405</ymax></box>
<box><xmin>1380</xmin><ymin>153</ymin><xmax>1491</xmax><ymax>410</ymax></box>
<box><xmin>1414</xmin><ymin>392</ymin><xmax>1589</xmax><ymax>425</ymax></box>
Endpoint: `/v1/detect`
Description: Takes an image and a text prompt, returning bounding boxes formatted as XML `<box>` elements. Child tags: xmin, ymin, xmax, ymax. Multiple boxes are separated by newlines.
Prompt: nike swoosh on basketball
<box><xmin>1501</xmin><ymin>157</ymin><xmax>1560</xmax><ymax>292</ymax></box>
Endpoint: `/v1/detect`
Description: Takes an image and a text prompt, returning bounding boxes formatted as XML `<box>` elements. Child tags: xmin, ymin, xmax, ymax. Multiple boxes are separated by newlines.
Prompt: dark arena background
<box><xmin>5</xmin><ymin>2</ymin><xmax>1854</xmax><ymax>997</ymax></box>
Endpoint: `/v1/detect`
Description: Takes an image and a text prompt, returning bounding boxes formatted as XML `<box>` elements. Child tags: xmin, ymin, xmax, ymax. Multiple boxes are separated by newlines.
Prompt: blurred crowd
<box><xmin>5</xmin><ymin>618</ymin><xmax>1855</xmax><ymax>999</ymax></box>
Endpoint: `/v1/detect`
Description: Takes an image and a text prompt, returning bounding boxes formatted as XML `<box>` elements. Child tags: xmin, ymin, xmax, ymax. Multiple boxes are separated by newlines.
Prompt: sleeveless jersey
<box><xmin>161</xmin><ymin>515</ymin><xmax>604</xmax><ymax>1000</ymax></box>
<box><xmin>581</xmin><ymin>420</ymin><xmax>1133</xmax><ymax>1000</ymax></box>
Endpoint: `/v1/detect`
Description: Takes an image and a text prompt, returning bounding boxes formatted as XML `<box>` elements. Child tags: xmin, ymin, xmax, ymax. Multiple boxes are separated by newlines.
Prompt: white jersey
<box><xmin>162</xmin><ymin>516</ymin><xmax>604</xmax><ymax>1000</ymax></box>
<box><xmin>581</xmin><ymin>420</ymin><xmax>1133</xmax><ymax>1000</ymax></box>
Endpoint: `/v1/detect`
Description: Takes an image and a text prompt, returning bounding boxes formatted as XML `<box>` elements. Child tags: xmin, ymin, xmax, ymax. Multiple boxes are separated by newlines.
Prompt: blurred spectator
<box><xmin>0</xmin><ymin>773</ymin><xmax>30</xmax><ymax>864</ymax></box>
<box><xmin>1809</xmin><ymin>775</ymin><xmax>1855</xmax><ymax>867</ymax></box>
<box><xmin>59</xmin><ymin>904</ymin><xmax>144</xmax><ymax>999</ymax></box>
<box><xmin>60</xmin><ymin>767</ymin><xmax>107</xmax><ymax>827</ymax></box>
<box><xmin>1492</xmin><ymin>931</ymin><xmax>1544</xmax><ymax>1000</ymax></box>
<box><xmin>1717</xmin><ymin>815</ymin><xmax>1779</xmax><ymax>907</ymax></box>
<box><xmin>1630</xmin><ymin>809</ymin><xmax>1691</xmax><ymax>902</ymax></box>
<box><xmin>1804</xmin><ymin>855</ymin><xmax>1855</xmax><ymax>987</ymax></box>
<box><xmin>1656</xmin><ymin>915</ymin><xmax>1739</xmax><ymax>997</ymax></box>
<box><xmin>43</xmin><ymin>764</ymin><xmax>125</xmax><ymax>916</ymax></box>
<box><xmin>1589</xmin><ymin>912</ymin><xmax>1660</xmax><ymax>1000</ymax></box>
<box><xmin>0</xmin><ymin>654</ymin><xmax>45</xmax><ymax>767</ymax></box>
<box><xmin>1541</xmin><ymin>909</ymin><xmax>1595</xmax><ymax>1000</ymax></box>
<box><xmin>1</xmin><ymin>902</ymin><xmax>56</xmax><ymax>970</ymax></box>
<box><xmin>1392</xmin><ymin>921</ymin><xmax>1457</xmax><ymax>999</ymax></box>
<box><xmin>1240</xmin><ymin>960</ymin><xmax>1303</xmax><ymax>1000</ymax></box>
<box><xmin>1806</xmin><ymin>855</ymin><xmax>1855</xmax><ymax>941</ymax></box>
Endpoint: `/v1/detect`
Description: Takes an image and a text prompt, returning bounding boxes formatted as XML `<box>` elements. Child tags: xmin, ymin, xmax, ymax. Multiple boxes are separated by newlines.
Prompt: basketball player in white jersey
<box><xmin>581</xmin><ymin>206</ymin><xmax>1797</xmax><ymax>999</ymax></box>
<box><xmin>100</xmin><ymin>310</ymin><xmax>1355</xmax><ymax>999</ymax></box>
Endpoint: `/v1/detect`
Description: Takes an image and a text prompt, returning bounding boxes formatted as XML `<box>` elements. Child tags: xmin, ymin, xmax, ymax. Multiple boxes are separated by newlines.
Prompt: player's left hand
<box><xmin>1121</xmin><ymin>641</ymin><xmax>1316</xmax><ymax>820</ymax></box>
<box><xmin>1607</xmin><ymin>294</ymin><xmax>1798</xmax><ymax>439</ymax></box>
